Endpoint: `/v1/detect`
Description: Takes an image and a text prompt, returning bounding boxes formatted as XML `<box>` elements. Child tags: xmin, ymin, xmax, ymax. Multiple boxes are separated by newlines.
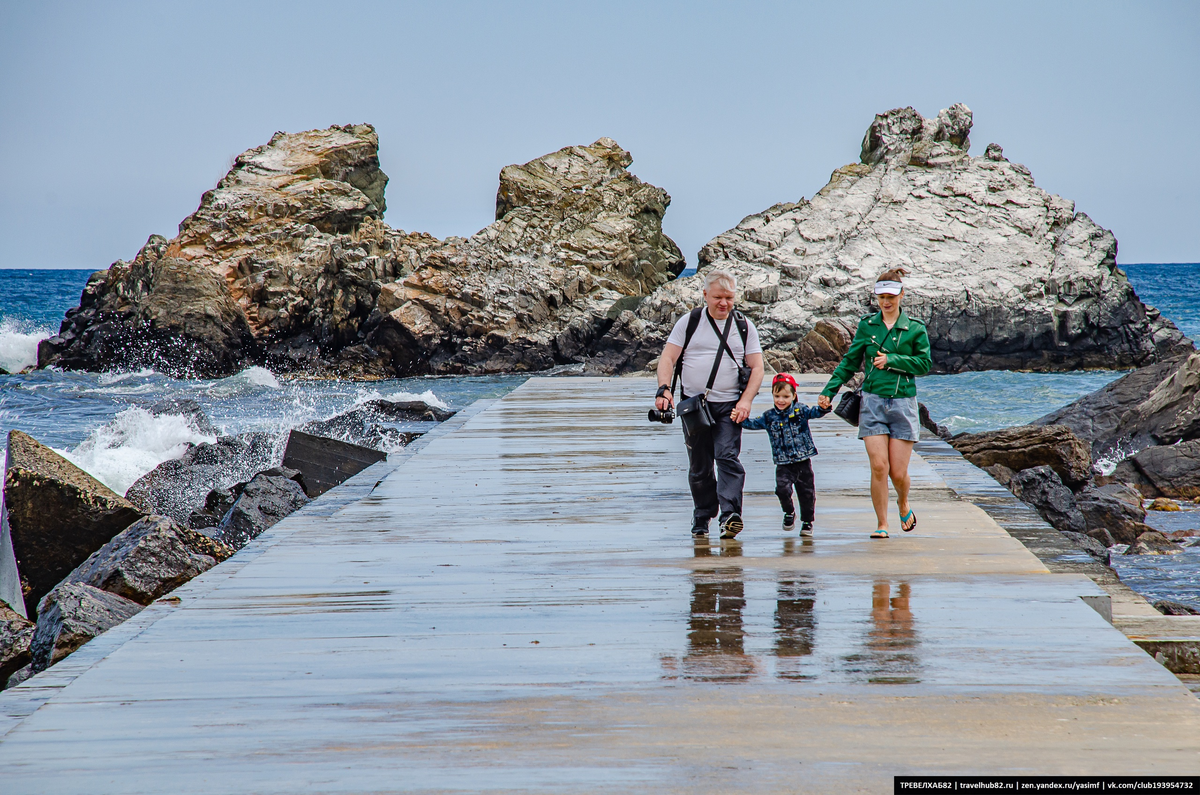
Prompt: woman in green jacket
<box><xmin>817</xmin><ymin>268</ymin><xmax>932</xmax><ymax>539</ymax></box>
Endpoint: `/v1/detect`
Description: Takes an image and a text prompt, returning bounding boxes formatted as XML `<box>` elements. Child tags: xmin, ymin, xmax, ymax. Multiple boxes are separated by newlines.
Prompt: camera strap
<box><xmin>672</xmin><ymin>307</ymin><xmax>747</xmax><ymax>400</ymax></box>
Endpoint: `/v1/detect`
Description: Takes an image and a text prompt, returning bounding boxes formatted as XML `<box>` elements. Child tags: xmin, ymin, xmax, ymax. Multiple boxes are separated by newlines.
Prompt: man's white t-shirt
<box><xmin>666</xmin><ymin>310</ymin><xmax>762</xmax><ymax>403</ymax></box>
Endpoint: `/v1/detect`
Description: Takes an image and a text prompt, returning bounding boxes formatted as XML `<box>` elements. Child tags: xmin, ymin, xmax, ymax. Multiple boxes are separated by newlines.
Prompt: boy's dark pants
<box><xmin>683</xmin><ymin>400</ymin><xmax>745</xmax><ymax>524</ymax></box>
<box><xmin>776</xmin><ymin>459</ymin><xmax>815</xmax><ymax>521</ymax></box>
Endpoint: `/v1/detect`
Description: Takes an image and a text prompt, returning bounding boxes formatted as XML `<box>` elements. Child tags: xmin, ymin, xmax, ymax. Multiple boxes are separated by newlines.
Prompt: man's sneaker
<box><xmin>800</xmin><ymin>521</ymin><xmax>814</xmax><ymax>537</ymax></box>
<box><xmin>719</xmin><ymin>513</ymin><xmax>744</xmax><ymax>539</ymax></box>
<box><xmin>691</xmin><ymin>519</ymin><xmax>710</xmax><ymax>537</ymax></box>
<box><xmin>782</xmin><ymin>513</ymin><xmax>796</xmax><ymax>532</ymax></box>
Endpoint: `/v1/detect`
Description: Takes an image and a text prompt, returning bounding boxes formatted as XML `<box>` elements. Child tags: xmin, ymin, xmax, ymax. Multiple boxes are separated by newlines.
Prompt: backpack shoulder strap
<box><xmin>734</xmin><ymin>311</ymin><xmax>748</xmax><ymax>348</ymax></box>
<box><xmin>671</xmin><ymin>307</ymin><xmax>705</xmax><ymax>397</ymax></box>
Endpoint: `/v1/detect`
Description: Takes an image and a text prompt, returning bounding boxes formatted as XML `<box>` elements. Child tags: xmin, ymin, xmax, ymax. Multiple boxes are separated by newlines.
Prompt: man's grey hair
<box><xmin>703</xmin><ymin>269</ymin><xmax>736</xmax><ymax>293</ymax></box>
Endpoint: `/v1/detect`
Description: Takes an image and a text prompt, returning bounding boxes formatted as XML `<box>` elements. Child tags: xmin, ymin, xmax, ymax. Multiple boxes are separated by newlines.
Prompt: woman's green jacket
<box><xmin>819</xmin><ymin>311</ymin><xmax>932</xmax><ymax>399</ymax></box>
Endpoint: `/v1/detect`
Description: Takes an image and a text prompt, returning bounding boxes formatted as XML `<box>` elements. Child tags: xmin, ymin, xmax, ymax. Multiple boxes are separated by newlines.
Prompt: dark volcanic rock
<box><xmin>125</xmin><ymin>432</ymin><xmax>280</xmax><ymax>525</ymax></box>
<box><xmin>147</xmin><ymin>398</ymin><xmax>219</xmax><ymax>436</ymax></box>
<box><xmin>950</xmin><ymin>425</ymin><xmax>1092</xmax><ymax>488</ymax></box>
<box><xmin>1132</xmin><ymin>440</ymin><xmax>1200</xmax><ymax>498</ymax></box>
<box><xmin>1009</xmin><ymin>466</ymin><xmax>1086</xmax><ymax>534</ymax></box>
<box><xmin>1059</xmin><ymin>531</ymin><xmax>1111</xmax><ymax>564</ymax></box>
<box><xmin>918</xmin><ymin>403</ymin><xmax>951</xmax><ymax>441</ymax></box>
<box><xmin>57</xmin><ymin>515</ymin><xmax>232</xmax><ymax>605</ymax></box>
<box><xmin>214</xmin><ymin>472</ymin><xmax>309</xmax><ymax>550</ymax></box>
<box><xmin>1037</xmin><ymin>352</ymin><xmax>1200</xmax><ymax>460</ymax></box>
<box><xmin>1075</xmin><ymin>482</ymin><xmax>1153</xmax><ymax>546</ymax></box>
<box><xmin>4</xmin><ymin>430</ymin><xmax>145</xmax><ymax>618</ymax></box>
<box><xmin>30</xmin><ymin>583</ymin><xmax>142</xmax><ymax>672</ymax></box>
<box><xmin>300</xmin><ymin>398</ymin><xmax>452</xmax><ymax>449</ymax></box>
<box><xmin>1155</xmin><ymin>600</ymin><xmax>1200</xmax><ymax>616</ymax></box>
<box><xmin>0</xmin><ymin>602</ymin><xmax>34</xmax><ymax>683</ymax></box>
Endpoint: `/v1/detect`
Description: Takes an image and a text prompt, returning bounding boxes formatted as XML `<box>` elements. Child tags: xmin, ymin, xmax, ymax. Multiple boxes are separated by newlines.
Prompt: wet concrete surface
<box><xmin>1</xmin><ymin>376</ymin><xmax>1199</xmax><ymax>792</ymax></box>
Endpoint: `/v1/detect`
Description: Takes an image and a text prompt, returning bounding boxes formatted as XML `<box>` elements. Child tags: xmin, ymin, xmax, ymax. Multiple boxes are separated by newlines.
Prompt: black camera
<box><xmin>648</xmin><ymin>407</ymin><xmax>675</xmax><ymax>424</ymax></box>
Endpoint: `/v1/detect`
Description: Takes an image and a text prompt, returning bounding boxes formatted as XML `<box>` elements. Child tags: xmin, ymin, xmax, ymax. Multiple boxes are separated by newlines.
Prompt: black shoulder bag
<box><xmin>675</xmin><ymin>312</ymin><xmax>737</xmax><ymax>440</ymax></box>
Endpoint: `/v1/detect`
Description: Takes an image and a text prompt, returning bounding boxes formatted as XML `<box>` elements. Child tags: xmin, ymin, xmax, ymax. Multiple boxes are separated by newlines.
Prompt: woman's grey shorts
<box><xmin>857</xmin><ymin>393</ymin><xmax>920</xmax><ymax>441</ymax></box>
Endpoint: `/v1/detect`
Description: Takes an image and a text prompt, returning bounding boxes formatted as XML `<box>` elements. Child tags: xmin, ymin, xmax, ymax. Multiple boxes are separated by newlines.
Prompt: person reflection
<box><xmin>773</xmin><ymin>574</ymin><xmax>817</xmax><ymax>680</ymax></box>
<box><xmin>678</xmin><ymin>541</ymin><xmax>757</xmax><ymax>682</ymax></box>
<box><xmin>844</xmin><ymin>579</ymin><xmax>920</xmax><ymax>684</ymax></box>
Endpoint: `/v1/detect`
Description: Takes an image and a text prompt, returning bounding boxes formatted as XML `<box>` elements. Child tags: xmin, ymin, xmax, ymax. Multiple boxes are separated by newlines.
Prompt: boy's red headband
<box><xmin>772</xmin><ymin>373</ymin><xmax>798</xmax><ymax>391</ymax></box>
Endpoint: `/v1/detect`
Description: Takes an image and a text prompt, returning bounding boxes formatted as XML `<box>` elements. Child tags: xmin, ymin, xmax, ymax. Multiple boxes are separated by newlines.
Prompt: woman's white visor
<box><xmin>874</xmin><ymin>280</ymin><xmax>903</xmax><ymax>295</ymax></box>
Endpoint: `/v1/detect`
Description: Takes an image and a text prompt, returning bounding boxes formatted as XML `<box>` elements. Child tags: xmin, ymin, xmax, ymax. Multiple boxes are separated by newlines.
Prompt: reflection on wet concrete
<box><xmin>773</xmin><ymin>574</ymin><xmax>816</xmax><ymax>680</ymax></box>
<box><xmin>664</xmin><ymin>541</ymin><xmax>758</xmax><ymax>681</ymax></box>
<box><xmin>844</xmin><ymin>580</ymin><xmax>921</xmax><ymax>684</ymax></box>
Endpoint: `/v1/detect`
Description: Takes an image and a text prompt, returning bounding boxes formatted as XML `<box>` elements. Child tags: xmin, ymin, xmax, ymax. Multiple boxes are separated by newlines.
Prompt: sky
<box><xmin>0</xmin><ymin>1</ymin><xmax>1197</xmax><ymax>271</ymax></box>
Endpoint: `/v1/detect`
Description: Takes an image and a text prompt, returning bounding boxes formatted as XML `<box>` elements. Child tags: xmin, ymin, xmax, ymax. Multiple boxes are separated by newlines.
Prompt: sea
<box><xmin>2</xmin><ymin>264</ymin><xmax>1199</xmax><ymax>605</ymax></box>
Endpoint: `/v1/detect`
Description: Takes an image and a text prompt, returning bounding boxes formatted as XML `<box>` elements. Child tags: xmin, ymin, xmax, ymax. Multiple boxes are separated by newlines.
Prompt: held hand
<box><xmin>873</xmin><ymin>352</ymin><xmax>888</xmax><ymax>370</ymax></box>
<box><xmin>656</xmin><ymin>390</ymin><xmax>673</xmax><ymax>411</ymax></box>
<box><xmin>817</xmin><ymin>395</ymin><xmax>832</xmax><ymax>410</ymax></box>
<box><xmin>731</xmin><ymin>401</ymin><xmax>752</xmax><ymax>423</ymax></box>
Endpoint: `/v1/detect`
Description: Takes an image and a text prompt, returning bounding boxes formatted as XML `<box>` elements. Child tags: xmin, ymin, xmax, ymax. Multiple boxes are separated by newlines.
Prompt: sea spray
<box><xmin>0</xmin><ymin>319</ymin><xmax>51</xmax><ymax>374</ymax></box>
<box><xmin>57</xmin><ymin>407</ymin><xmax>218</xmax><ymax>496</ymax></box>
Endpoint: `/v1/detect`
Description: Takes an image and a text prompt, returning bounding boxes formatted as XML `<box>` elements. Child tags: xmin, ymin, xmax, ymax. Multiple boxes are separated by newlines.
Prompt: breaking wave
<box><xmin>57</xmin><ymin>407</ymin><xmax>218</xmax><ymax>496</ymax></box>
<box><xmin>0</xmin><ymin>319</ymin><xmax>51</xmax><ymax>374</ymax></box>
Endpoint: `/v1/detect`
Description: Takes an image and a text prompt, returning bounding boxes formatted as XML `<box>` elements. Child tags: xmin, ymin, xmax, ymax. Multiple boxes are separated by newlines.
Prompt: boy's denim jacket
<box><xmin>741</xmin><ymin>402</ymin><xmax>829</xmax><ymax>464</ymax></box>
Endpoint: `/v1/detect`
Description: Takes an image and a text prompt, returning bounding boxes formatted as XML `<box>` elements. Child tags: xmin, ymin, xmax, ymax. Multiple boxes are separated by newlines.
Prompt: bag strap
<box><xmin>702</xmin><ymin>313</ymin><xmax>735</xmax><ymax>397</ymax></box>
<box><xmin>707</xmin><ymin>310</ymin><xmax>745</xmax><ymax>372</ymax></box>
<box><xmin>671</xmin><ymin>307</ymin><xmax>705</xmax><ymax>399</ymax></box>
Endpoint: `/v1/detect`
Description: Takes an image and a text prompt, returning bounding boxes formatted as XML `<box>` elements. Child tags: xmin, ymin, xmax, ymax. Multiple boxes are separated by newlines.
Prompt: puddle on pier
<box><xmin>661</xmin><ymin>541</ymin><xmax>922</xmax><ymax>685</ymax></box>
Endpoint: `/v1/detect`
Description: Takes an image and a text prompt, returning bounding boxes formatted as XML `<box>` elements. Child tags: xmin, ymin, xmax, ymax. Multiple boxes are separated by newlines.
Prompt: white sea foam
<box><xmin>355</xmin><ymin>388</ymin><xmax>448</xmax><ymax>409</ymax></box>
<box><xmin>57</xmin><ymin>407</ymin><xmax>218</xmax><ymax>496</ymax></box>
<box><xmin>205</xmin><ymin>366</ymin><xmax>281</xmax><ymax>398</ymax></box>
<box><xmin>0</xmin><ymin>319</ymin><xmax>51</xmax><ymax>373</ymax></box>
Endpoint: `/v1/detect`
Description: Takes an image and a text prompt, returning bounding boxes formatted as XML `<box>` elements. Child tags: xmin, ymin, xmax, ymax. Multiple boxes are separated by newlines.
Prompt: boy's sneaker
<box><xmin>800</xmin><ymin>521</ymin><xmax>814</xmax><ymax>537</ymax></box>
<box><xmin>719</xmin><ymin>513</ymin><xmax>744</xmax><ymax>539</ymax></box>
<box><xmin>691</xmin><ymin>518</ymin><xmax>710</xmax><ymax>537</ymax></box>
<box><xmin>782</xmin><ymin>513</ymin><xmax>796</xmax><ymax>532</ymax></box>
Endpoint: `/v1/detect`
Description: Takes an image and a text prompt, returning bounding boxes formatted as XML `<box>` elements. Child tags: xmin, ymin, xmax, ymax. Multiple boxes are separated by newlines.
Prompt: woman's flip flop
<box><xmin>900</xmin><ymin>509</ymin><xmax>917</xmax><ymax>533</ymax></box>
<box><xmin>871</xmin><ymin>529</ymin><xmax>889</xmax><ymax>539</ymax></box>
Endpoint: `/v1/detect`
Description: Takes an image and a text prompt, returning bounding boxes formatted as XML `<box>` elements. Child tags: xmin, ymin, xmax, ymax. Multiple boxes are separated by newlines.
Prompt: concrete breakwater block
<box><xmin>4</xmin><ymin>431</ymin><xmax>145</xmax><ymax>618</ymax></box>
<box><xmin>282</xmin><ymin>430</ymin><xmax>387</xmax><ymax>498</ymax></box>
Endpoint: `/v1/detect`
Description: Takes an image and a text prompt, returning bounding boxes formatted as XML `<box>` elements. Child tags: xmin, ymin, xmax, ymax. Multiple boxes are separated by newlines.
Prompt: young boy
<box><xmin>738</xmin><ymin>373</ymin><xmax>830</xmax><ymax>536</ymax></box>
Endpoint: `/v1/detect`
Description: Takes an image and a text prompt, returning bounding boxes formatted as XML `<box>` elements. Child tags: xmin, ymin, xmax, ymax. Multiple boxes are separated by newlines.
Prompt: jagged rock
<box><xmin>146</xmin><ymin>398</ymin><xmax>219</xmax><ymax>436</ymax></box>
<box><xmin>1127</xmin><ymin>530</ymin><xmax>1181</xmax><ymax>555</ymax></box>
<box><xmin>918</xmin><ymin>403</ymin><xmax>951</xmax><ymax>441</ymax></box>
<box><xmin>1075</xmin><ymin>482</ymin><xmax>1153</xmax><ymax>545</ymax></box>
<box><xmin>300</xmin><ymin>398</ymin><xmax>453</xmax><ymax>449</ymax></box>
<box><xmin>41</xmin><ymin>127</ymin><xmax>683</xmax><ymax>379</ymax></box>
<box><xmin>370</xmin><ymin>138</ymin><xmax>683</xmax><ymax>375</ymax></box>
<box><xmin>636</xmin><ymin>103</ymin><xmax>1189</xmax><ymax>375</ymax></box>
<box><xmin>125</xmin><ymin>432</ymin><xmax>280</xmax><ymax>525</ymax></box>
<box><xmin>6</xmin><ymin>664</ymin><xmax>33</xmax><ymax>689</ymax></box>
<box><xmin>983</xmin><ymin>463</ymin><xmax>1016</xmax><ymax>487</ymax></box>
<box><xmin>55</xmin><ymin>515</ymin><xmax>232</xmax><ymax>606</ymax></box>
<box><xmin>30</xmin><ymin>583</ymin><xmax>142</xmax><ymax>672</ymax></box>
<box><xmin>1059</xmin><ymin>531</ymin><xmax>1111</xmax><ymax>564</ymax></box>
<box><xmin>1038</xmin><ymin>352</ymin><xmax>1199</xmax><ymax>459</ymax></box>
<box><xmin>282</xmin><ymin>430</ymin><xmax>387</xmax><ymax>497</ymax></box>
<box><xmin>1155</xmin><ymin>600</ymin><xmax>1200</xmax><ymax>616</ymax></box>
<box><xmin>949</xmin><ymin>425</ymin><xmax>1092</xmax><ymax>487</ymax></box>
<box><xmin>214</xmin><ymin>472</ymin><xmax>309</xmax><ymax>550</ymax></box>
<box><xmin>4</xmin><ymin>430</ymin><xmax>145</xmax><ymax>618</ymax></box>
<box><xmin>1133</xmin><ymin>443</ymin><xmax>1200</xmax><ymax>499</ymax></box>
<box><xmin>1009</xmin><ymin>466</ymin><xmax>1086</xmax><ymax>534</ymax></box>
<box><xmin>0</xmin><ymin>602</ymin><xmax>34</xmax><ymax>682</ymax></box>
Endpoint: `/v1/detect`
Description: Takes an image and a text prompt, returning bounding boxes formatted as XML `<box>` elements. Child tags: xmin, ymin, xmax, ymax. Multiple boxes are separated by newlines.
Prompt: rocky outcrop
<box><xmin>41</xmin><ymin>127</ymin><xmax>683</xmax><ymax>378</ymax></box>
<box><xmin>639</xmin><ymin>104</ymin><xmax>1189</xmax><ymax>374</ymax></box>
<box><xmin>56</xmin><ymin>515</ymin><xmax>231</xmax><ymax>606</ymax></box>
<box><xmin>1128</xmin><ymin>530</ymin><xmax>1181</xmax><ymax>556</ymax></box>
<box><xmin>30</xmin><ymin>583</ymin><xmax>142</xmax><ymax>672</ymax></box>
<box><xmin>1009</xmin><ymin>466</ymin><xmax>1086</xmax><ymax>535</ymax></box>
<box><xmin>1131</xmin><ymin>442</ymin><xmax>1200</xmax><ymax>498</ymax></box>
<box><xmin>1075</xmin><ymin>483</ymin><xmax>1153</xmax><ymax>546</ymax></box>
<box><xmin>4</xmin><ymin>431</ymin><xmax>145</xmax><ymax>617</ymax></box>
<box><xmin>367</xmin><ymin>138</ymin><xmax>683</xmax><ymax>374</ymax></box>
<box><xmin>0</xmin><ymin>603</ymin><xmax>34</xmax><ymax>683</ymax></box>
<box><xmin>125</xmin><ymin>432</ymin><xmax>280</xmax><ymax>525</ymax></box>
<box><xmin>949</xmin><ymin>425</ymin><xmax>1092</xmax><ymax>487</ymax></box>
<box><xmin>300</xmin><ymin>398</ymin><xmax>453</xmax><ymax>449</ymax></box>
<box><xmin>214</xmin><ymin>471</ymin><xmax>310</xmax><ymax>550</ymax></box>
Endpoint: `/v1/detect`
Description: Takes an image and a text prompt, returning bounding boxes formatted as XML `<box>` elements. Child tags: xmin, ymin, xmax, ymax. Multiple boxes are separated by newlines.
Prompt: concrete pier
<box><xmin>2</xmin><ymin>376</ymin><xmax>1199</xmax><ymax>792</ymax></box>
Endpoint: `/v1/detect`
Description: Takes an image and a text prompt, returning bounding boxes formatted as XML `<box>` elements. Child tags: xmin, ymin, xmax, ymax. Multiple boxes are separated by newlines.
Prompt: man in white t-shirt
<box><xmin>655</xmin><ymin>269</ymin><xmax>765</xmax><ymax>539</ymax></box>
